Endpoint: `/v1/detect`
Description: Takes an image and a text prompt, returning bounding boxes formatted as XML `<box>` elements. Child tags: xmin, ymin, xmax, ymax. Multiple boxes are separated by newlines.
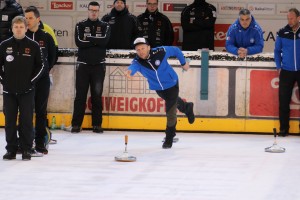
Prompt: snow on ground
<box><xmin>0</xmin><ymin>129</ymin><xmax>299</xmax><ymax>200</ymax></box>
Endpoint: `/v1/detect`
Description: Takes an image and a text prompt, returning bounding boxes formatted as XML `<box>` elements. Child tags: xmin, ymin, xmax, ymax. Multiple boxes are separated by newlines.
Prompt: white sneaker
<box><xmin>49</xmin><ymin>139</ymin><xmax>57</xmax><ymax>144</ymax></box>
<box><xmin>30</xmin><ymin>149</ymin><xmax>44</xmax><ymax>157</ymax></box>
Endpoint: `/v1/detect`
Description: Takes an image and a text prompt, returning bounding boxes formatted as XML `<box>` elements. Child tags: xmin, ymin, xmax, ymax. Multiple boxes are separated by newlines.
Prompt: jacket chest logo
<box><xmin>84</xmin><ymin>27</ymin><xmax>91</xmax><ymax>33</ymax></box>
<box><xmin>6</xmin><ymin>55</ymin><xmax>14</xmax><ymax>62</ymax></box>
<box><xmin>6</xmin><ymin>47</ymin><xmax>13</xmax><ymax>54</ymax></box>
<box><xmin>155</xmin><ymin>60</ymin><xmax>160</xmax><ymax>66</ymax></box>
<box><xmin>96</xmin><ymin>26</ymin><xmax>101</xmax><ymax>33</ymax></box>
<box><xmin>25</xmin><ymin>48</ymin><xmax>30</xmax><ymax>54</ymax></box>
<box><xmin>39</xmin><ymin>40</ymin><xmax>44</xmax><ymax>47</ymax></box>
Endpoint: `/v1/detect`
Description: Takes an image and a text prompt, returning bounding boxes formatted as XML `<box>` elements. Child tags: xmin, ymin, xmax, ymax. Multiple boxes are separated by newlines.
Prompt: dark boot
<box><xmin>185</xmin><ymin>102</ymin><xmax>195</xmax><ymax>124</ymax></box>
<box><xmin>162</xmin><ymin>126</ymin><xmax>176</xmax><ymax>149</ymax></box>
<box><xmin>22</xmin><ymin>151</ymin><xmax>31</xmax><ymax>161</ymax></box>
<box><xmin>35</xmin><ymin>140</ymin><xmax>48</xmax><ymax>154</ymax></box>
<box><xmin>3</xmin><ymin>152</ymin><xmax>16</xmax><ymax>160</ymax></box>
<box><xmin>93</xmin><ymin>126</ymin><xmax>103</xmax><ymax>133</ymax></box>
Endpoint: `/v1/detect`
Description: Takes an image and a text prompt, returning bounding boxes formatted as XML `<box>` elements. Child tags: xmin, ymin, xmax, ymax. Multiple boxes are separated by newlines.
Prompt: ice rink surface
<box><xmin>0</xmin><ymin>129</ymin><xmax>300</xmax><ymax>200</ymax></box>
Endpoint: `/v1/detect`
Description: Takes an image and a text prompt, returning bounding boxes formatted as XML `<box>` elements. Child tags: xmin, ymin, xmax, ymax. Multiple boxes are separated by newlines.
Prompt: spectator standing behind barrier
<box><xmin>39</xmin><ymin>21</ymin><xmax>59</xmax><ymax>64</ymax></box>
<box><xmin>64</xmin><ymin>1</ymin><xmax>110</xmax><ymax>133</ymax></box>
<box><xmin>0</xmin><ymin>0</ymin><xmax>23</xmax><ymax>43</ymax></box>
<box><xmin>1</xmin><ymin>16</ymin><xmax>44</xmax><ymax>161</ymax></box>
<box><xmin>274</xmin><ymin>8</ymin><xmax>300</xmax><ymax>137</ymax></box>
<box><xmin>102</xmin><ymin>0</ymin><xmax>138</xmax><ymax>49</ymax></box>
<box><xmin>225</xmin><ymin>9</ymin><xmax>264</xmax><ymax>58</ymax></box>
<box><xmin>181</xmin><ymin>0</ymin><xmax>216</xmax><ymax>51</ymax></box>
<box><xmin>25</xmin><ymin>6</ymin><xmax>56</xmax><ymax>155</ymax></box>
<box><xmin>137</xmin><ymin>0</ymin><xmax>174</xmax><ymax>47</ymax></box>
<box><xmin>39</xmin><ymin>20</ymin><xmax>59</xmax><ymax>145</ymax></box>
<box><xmin>126</xmin><ymin>38</ymin><xmax>195</xmax><ymax>149</ymax></box>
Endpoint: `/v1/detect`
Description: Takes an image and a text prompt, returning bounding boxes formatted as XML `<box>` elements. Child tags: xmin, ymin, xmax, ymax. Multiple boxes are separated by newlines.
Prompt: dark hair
<box><xmin>88</xmin><ymin>1</ymin><xmax>100</xmax><ymax>7</ymax></box>
<box><xmin>289</xmin><ymin>8</ymin><xmax>300</xmax><ymax>17</ymax></box>
<box><xmin>239</xmin><ymin>9</ymin><xmax>251</xmax><ymax>16</ymax></box>
<box><xmin>12</xmin><ymin>16</ymin><xmax>27</xmax><ymax>27</ymax></box>
<box><xmin>25</xmin><ymin>6</ymin><xmax>40</xmax><ymax>18</ymax></box>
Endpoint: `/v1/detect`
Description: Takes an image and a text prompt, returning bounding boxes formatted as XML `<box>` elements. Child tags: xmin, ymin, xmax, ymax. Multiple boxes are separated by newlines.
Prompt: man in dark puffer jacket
<box><xmin>0</xmin><ymin>0</ymin><xmax>23</xmax><ymax>42</ymax></box>
<box><xmin>102</xmin><ymin>0</ymin><xmax>138</xmax><ymax>49</ymax></box>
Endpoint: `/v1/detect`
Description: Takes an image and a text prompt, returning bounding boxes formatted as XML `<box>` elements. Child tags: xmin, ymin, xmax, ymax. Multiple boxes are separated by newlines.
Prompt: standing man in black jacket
<box><xmin>102</xmin><ymin>0</ymin><xmax>138</xmax><ymax>49</ymax></box>
<box><xmin>65</xmin><ymin>1</ymin><xmax>110</xmax><ymax>133</ymax></box>
<box><xmin>0</xmin><ymin>0</ymin><xmax>23</xmax><ymax>42</ymax></box>
<box><xmin>137</xmin><ymin>0</ymin><xmax>174</xmax><ymax>47</ymax></box>
<box><xmin>181</xmin><ymin>0</ymin><xmax>216</xmax><ymax>50</ymax></box>
<box><xmin>25</xmin><ymin>6</ymin><xmax>56</xmax><ymax>154</ymax></box>
<box><xmin>1</xmin><ymin>16</ymin><xmax>44</xmax><ymax>160</ymax></box>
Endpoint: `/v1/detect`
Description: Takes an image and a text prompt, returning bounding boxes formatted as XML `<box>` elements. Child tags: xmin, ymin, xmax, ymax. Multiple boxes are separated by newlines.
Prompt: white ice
<box><xmin>0</xmin><ymin>130</ymin><xmax>299</xmax><ymax>200</ymax></box>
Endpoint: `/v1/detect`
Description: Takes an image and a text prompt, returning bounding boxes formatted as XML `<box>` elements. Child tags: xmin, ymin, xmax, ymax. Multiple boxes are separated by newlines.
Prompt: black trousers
<box><xmin>156</xmin><ymin>83</ymin><xmax>187</xmax><ymax>130</ymax></box>
<box><xmin>4</xmin><ymin>90</ymin><xmax>34</xmax><ymax>152</ymax></box>
<box><xmin>34</xmin><ymin>74</ymin><xmax>50</xmax><ymax>145</ymax></box>
<box><xmin>72</xmin><ymin>63</ymin><xmax>106</xmax><ymax>127</ymax></box>
<box><xmin>279</xmin><ymin>69</ymin><xmax>300</xmax><ymax>132</ymax></box>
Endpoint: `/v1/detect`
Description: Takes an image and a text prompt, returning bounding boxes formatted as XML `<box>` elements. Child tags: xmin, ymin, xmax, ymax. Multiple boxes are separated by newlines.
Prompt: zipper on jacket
<box><xmin>147</xmin><ymin>60</ymin><xmax>164</xmax><ymax>90</ymax></box>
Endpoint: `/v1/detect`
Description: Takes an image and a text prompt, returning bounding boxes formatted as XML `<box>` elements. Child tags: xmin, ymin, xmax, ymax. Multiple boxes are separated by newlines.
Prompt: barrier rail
<box><xmin>0</xmin><ymin>49</ymin><xmax>298</xmax><ymax>134</ymax></box>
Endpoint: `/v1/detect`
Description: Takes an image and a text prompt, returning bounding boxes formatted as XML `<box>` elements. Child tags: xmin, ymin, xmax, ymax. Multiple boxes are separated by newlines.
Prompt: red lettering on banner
<box><xmin>157</xmin><ymin>98</ymin><xmax>164</xmax><ymax>112</ymax></box>
<box><xmin>249</xmin><ymin>70</ymin><xmax>300</xmax><ymax>117</ymax></box>
<box><xmin>172</xmin><ymin>23</ymin><xmax>231</xmax><ymax>48</ymax></box>
<box><xmin>163</xmin><ymin>3</ymin><xmax>173</xmax><ymax>11</ymax></box>
<box><xmin>214</xmin><ymin>24</ymin><xmax>231</xmax><ymax>48</ymax></box>
<box><xmin>130</xmin><ymin>97</ymin><xmax>138</xmax><ymax>112</ymax></box>
<box><xmin>139</xmin><ymin>98</ymin><xmax>147</xmax><ymax>112</ymax></box>
<box><xmin>103</xmin><ymin>97</ymin><xmax>117</xmax><ymax>111</ymax></box>
<box><xmin>148</xmin><ymin>98</ymin><xmax>156</xmax><ymax>112</ymax></box>
<box><xmin>51</xmin><ymin>2</ymin><xmax>73</xmax><ymax>10</ymax></box>
<box><xmin>117</xmin><ymin>97</ymin><xmax>124</xmax><ymax>111</ymax></box>
<box><xmin>86</xmin><ymin>97</ymin><xmax>169</xmax><ymax>113</ymax></box>
<box><xmin>125</xmin><ymin>97</ymin><xmax>129</xmax><ymax>111</ymax></box>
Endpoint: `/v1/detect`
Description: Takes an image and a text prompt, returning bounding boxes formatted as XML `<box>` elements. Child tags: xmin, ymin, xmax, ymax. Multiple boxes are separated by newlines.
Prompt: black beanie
<box><xmin>114</xmin><ymin>0</ymin><xmax>126</xmax><ymax>4</ymax></box>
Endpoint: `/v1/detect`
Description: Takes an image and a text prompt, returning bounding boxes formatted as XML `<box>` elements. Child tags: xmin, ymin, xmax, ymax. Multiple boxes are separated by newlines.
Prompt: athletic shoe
<box><xmin>49</xmin><ymin>139</ymin><xmax>57</xmax><ymax>144</ymax></box>
<box><xmin>3</xmin><ymin>152</ymin><xmax>16</xmax><ymax>160</ymax></box>
<box><xmin>22</xmin><ymin>151</ymin><xmax>31</xmax><ymax>161</ymax></box>
<box><xmin>93</xmin><ymin>126</ymin><xmax>103</xmax><ymax>133</ymax></box>
<box><xmin>162</xmin><ymin>133</ymin><xmax>176</xmax><ymax>149</ymax></box>
<box><xmin>35</xmin><ymin>145</ymin><xmax>48</xmax><ymax>155</ymax></box>
<box><xmin>30</xmin><ymin>149</ymin><xmax>44</xmax><ymax>157</ymax></box>
<box><xmin>186</xmin><ymin>102</ymin><xmax>195</xmax><ymax>124</ymax></box>
<box><xmin>64</xmin><ymin>125</ymin><xmax>81</xmax><ymax>133</ymax></box>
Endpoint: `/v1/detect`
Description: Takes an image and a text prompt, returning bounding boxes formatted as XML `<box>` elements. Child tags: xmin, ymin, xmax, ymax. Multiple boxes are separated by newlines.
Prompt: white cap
<box><xmin>133</xmin><ymin>37</ymin><xmax>149</xmax><ymax>47</ymax></box>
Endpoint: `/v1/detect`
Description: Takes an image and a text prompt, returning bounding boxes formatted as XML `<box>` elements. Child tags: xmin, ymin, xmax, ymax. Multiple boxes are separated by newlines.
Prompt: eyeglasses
<box><xmin>147</xmin><ymin>3</ymin><xmax>158</xmax><ymax>6</ymax></box>
<box><xmin>88</xmin><ymin>9</ymin><xmax>99</xmax><ymax>13</ymax></box>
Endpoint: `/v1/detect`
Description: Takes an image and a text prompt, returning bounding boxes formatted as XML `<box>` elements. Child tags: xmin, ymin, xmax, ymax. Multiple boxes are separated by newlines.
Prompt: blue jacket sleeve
<box><xmin>225</xmin><ymin>26</ymin><xmax>238</xmax><ymax>55</ymax></box>
<box><xmin>274</xmin><ymin>35</ymin><xmax>282</xmax><ymax>69</ymax></box>
<box><xmin>128</xmin><ymin>60</ymin><xmax>140</xmax><ymax>76</ymax></box>
<box><xmin>164</xmin><ymin>46</ymin><xmax>186</xmax><ymax>65</ymax></box>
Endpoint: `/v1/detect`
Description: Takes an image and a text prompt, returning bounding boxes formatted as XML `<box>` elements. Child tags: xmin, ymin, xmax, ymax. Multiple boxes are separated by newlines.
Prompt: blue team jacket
<box><xmin>274</xmin><ymin>24</ymin><xmax>300</xmax><ymax>71</ymax></box>
<box><xmin>128</xmin><ymin>46</ymin><xmax>186</xmax><ymax>91</ymax></box>
<box><xmin>225</xmin><ymin>16</ymin><xmax>264</xmax><ymax>56</ymax></box>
